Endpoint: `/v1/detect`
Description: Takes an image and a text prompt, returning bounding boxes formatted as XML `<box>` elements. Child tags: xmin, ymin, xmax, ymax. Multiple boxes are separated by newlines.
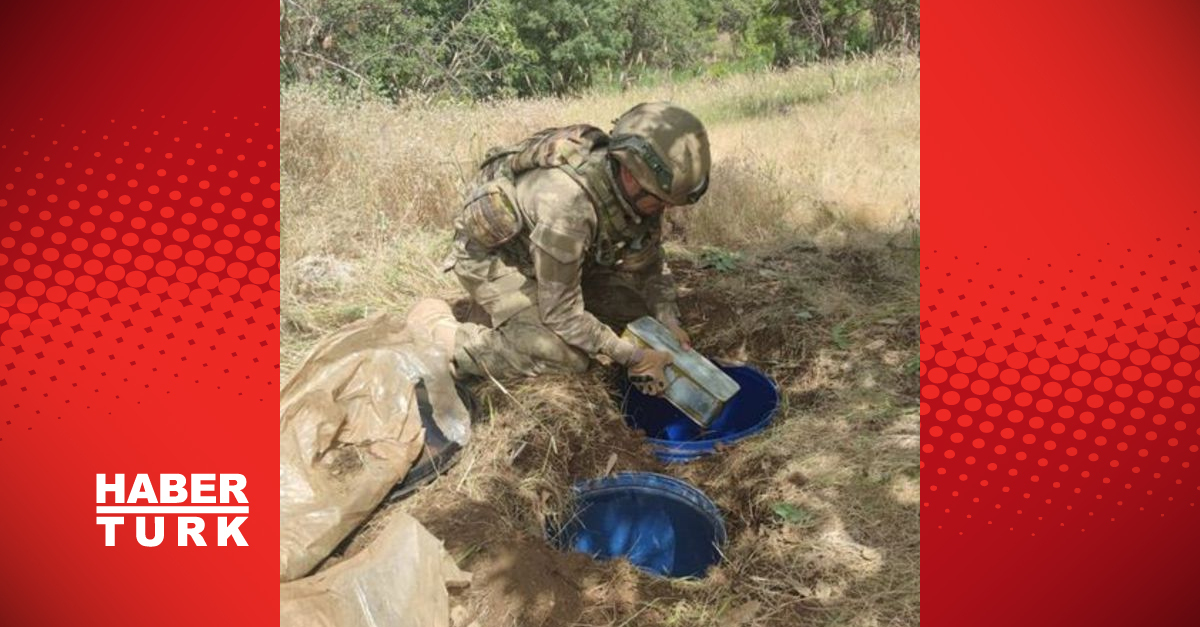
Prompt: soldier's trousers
<box><xmin>450</xmin><ymin>266</ymin><xmax>651</xmax><ymax>380</ymax></box>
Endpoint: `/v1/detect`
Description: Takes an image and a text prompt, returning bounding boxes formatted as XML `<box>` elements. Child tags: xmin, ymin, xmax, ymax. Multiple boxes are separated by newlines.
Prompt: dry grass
<box><xmin>283</xmin><ymin>53</ymin><xmax>920</xmax><ymax>627</ymax></box>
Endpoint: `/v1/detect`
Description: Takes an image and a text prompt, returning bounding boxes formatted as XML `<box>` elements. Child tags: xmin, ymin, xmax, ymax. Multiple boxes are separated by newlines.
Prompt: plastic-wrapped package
<box><xmin>280</xmin><ymin>509</ymin><xmax>471</xmax><ymax>627</ymax></box>
<box><xmin>279</xmin><ymin>312</ymin><xmax>470</xmax><ymax>582</ymax></box>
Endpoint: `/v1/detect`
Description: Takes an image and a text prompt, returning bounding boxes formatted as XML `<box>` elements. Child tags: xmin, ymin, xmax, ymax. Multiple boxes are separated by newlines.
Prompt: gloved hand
<box><xmin>628</xmin><ymin>348</ymin><xmax>674</xmax><ymax>396</ymax></box>
<box><xmin>661</xmin><ymin>318</ymin><xmax>691</xmax><ymax>351</ymax></box>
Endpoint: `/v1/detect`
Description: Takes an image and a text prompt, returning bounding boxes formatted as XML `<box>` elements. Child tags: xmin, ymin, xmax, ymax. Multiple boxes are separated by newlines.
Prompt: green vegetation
<box><xmin>772</xmin><ymin>502</ymin><xmax>816</xmax><ymax>526</ymax></box>
<box><xmin>280</xmin><ymin>0</ymin><xmax>920</xmax><ymax>100</ymax></box>
<box><xmin>699</xmin><ymin>247</ymin><xmax>742</xmax><ymax>273</ymax></box>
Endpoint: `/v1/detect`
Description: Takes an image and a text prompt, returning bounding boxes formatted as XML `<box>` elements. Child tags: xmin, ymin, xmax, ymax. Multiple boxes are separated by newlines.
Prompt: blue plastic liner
<box><xmin>623</xmin><ymin>365</ymin><xmax>780</xmax><ymax>462</ymax></box>
<box><xmin>552</xmin><ymin>472</ymin><xmax>726</xmax><ymax>578</ymax></box>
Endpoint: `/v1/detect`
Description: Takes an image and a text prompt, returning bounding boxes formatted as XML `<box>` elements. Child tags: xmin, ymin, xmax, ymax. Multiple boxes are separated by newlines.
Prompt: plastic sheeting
<box><xmin>280</xmin><ymin>509</ymin><xmax>471</xmax><ymax>627</ymax></box>
<box><xmin>279</xmin><ymin>312</ymin><xmax>471</xmax><ymax>582</ymax></box>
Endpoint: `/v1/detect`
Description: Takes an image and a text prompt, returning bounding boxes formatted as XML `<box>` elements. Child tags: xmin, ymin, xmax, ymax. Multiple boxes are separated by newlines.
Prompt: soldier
<box><xmin>410</xmin><ymin>102</ymin><xmax>710</xmax><ymax>396</ymax></box>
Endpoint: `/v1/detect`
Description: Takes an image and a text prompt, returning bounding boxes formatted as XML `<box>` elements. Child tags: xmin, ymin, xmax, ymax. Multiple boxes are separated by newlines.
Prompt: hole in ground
<box><xmin>550</xmin><ymin>472</ymin><xmax>726</xmax><ymax>579</ymax></box>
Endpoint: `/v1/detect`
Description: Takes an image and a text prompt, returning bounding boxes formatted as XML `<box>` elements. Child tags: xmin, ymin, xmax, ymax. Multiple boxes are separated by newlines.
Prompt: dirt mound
<box><xmin>341</xmin><ymin>242</ymin><xmax>918</xmax><ymax>627</ymax></box>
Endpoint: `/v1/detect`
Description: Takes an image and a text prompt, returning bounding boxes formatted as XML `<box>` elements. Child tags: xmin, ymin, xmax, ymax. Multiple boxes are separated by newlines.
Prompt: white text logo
<box><xmin>95</xmin><ymin>474</ymin><xmax>249</xmax><ymax>547</ymax></box>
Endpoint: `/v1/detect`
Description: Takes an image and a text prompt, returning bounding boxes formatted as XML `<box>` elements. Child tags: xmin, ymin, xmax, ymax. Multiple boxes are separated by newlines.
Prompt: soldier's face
<box><xmin>618</xmin><ymin>165</ymin><xmax>672</xmax><ymax>216</ymax></box>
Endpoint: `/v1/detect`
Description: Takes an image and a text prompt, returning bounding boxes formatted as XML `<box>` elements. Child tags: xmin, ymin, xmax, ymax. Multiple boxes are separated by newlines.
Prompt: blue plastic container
<box><xmin>623</xmin><ymin>365</ymin><xmax>780</xmax><ymax>463</ymax></box>
<box><xmin>552</xmin><ymin>472</ymin><xmax>726</xmax><ymax>578</ymax></box>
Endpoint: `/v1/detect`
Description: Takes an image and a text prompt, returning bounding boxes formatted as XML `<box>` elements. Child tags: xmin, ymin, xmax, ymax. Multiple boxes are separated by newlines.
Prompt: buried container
<box><xmin>551</xmin><ymin>472</ymin><xmax>726</xmax><ymax>579</ymax></box>
<box><xmin>622</xmin><ymin>364</ymin><xmax>780</xmax><ymax>463</ymax></box>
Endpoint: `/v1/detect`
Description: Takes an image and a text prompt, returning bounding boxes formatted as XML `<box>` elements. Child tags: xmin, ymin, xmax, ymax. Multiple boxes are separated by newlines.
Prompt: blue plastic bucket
<box><xmin>623</xmin><ymin>365</ymin><xmax>780</xmax><ymax>463</ymax></box>
<box><xmin>552</xmin><ymin>472</ymin><xmax>726</xmax><ymax>578</ymax></box>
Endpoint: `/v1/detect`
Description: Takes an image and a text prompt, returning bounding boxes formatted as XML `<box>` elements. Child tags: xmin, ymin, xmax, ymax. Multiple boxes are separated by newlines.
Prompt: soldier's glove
<box><xmin>628</xmin><ymin>348</ymin><xmax>674</xmax><ymax>396</ymax></box>
<box><xmin>660</xmin><ymin>317</ymin><xmax>691</xmax><ymax>351</ymax></box>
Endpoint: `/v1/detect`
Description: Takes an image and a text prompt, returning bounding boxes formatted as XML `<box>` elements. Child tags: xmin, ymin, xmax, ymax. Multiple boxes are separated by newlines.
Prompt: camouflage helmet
<box><xmin>608</xmin><ymin>102</ymin><xmax>711</xmax><ymax>206</ymax></box>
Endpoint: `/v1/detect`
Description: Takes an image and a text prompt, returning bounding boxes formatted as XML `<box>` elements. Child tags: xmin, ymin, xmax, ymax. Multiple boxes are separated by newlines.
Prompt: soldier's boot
<box><xmin>406</xmin><ymin>298</ymin><xmax>461</xmax><ymax>376</ymax></box>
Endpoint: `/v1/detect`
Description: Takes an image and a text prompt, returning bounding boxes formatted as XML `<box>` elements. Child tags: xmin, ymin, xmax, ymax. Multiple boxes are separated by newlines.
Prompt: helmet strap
<box><xmin>609</xmin><ymin>134</ymin><xmax>674</xmax><ymax>193</ymax></box>
<box><xmin>613</xmin><ymin>161</ymin><xmax>670</xmax><ymax>216</ymax></box>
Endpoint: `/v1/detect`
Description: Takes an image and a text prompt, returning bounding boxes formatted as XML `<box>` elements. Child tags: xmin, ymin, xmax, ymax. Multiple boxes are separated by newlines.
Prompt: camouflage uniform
<box><xmin>444</xmin><ymin>151</ymin><xmax>679</xmax><ymax>379</ymax></box>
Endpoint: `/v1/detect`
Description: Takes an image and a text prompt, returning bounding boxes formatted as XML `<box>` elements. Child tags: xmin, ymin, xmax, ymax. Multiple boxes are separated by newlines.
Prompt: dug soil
<box><xmin>343</xmin><ymin>243</ymin><xmax>920</xmax><ymax>627</ymax></box>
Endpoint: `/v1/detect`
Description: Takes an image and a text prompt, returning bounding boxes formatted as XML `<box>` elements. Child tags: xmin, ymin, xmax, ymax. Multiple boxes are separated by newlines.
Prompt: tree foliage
<box><xmin>279</xmin><ymin>0</ymin><xmax>919</xmax><ymax>100</ymax></box>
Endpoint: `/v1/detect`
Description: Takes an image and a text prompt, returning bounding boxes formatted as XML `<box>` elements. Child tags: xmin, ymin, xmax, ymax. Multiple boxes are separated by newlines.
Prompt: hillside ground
<box><xmin>282</xmin><ymin>53</ymin><xmax>921</xmax><ymax>627</ymax></box>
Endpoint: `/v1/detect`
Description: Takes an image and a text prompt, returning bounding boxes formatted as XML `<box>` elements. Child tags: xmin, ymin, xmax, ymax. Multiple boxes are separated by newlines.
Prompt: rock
<box><xmin>292</xmin><ymin>255</ymin><xmax>355</xmax><ymax>295</ymax></box>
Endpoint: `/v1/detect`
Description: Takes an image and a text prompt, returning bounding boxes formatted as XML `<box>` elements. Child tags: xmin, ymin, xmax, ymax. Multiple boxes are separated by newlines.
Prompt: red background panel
<box><xmin>925</xmin><ymin>1</ymin><xmax>1200</xmax><ymax>624</ymax></box>
<box><xmin>0</xmin><ymin>2</ymin><xmax>279</xmax><ymax>625</ymax></box>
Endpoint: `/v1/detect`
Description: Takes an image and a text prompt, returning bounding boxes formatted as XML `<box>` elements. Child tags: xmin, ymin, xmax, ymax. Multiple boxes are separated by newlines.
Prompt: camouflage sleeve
<box><xmin>530</xmin><ymin>222</ymin><xmax>640</xmax><ymax>366</ymax></box>
<box><xmin>520</xmin><ymin>170</ymin><xmax>643</xmax><ymax>365</ymax></box>
<box><xmin>631</xmin><ymin>243</ymin><xmax>681</xmax><ymax>323</ymax></box>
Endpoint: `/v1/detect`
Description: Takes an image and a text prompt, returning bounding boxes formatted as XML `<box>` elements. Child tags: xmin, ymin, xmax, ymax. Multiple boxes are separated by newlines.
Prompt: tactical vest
<box><xmin>459</xmin><ymin>125</ymin><xmax>659</xmax><ymax>269</ymax></box>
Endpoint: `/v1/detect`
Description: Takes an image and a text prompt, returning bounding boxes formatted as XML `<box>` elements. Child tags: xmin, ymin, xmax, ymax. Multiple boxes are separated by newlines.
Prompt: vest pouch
<box><xmin>461</xmin><ymin>177</ymin><xmax>523</xmax><ymax>249</ymax></box>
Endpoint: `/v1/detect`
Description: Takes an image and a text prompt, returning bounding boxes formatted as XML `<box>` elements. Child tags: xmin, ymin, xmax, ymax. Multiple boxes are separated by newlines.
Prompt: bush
<box><xmin>512</xmin><ymin>0</ymin><xmax>629</xmax><ymax>95</ymax></box>
<box><xmin>762</xmin><ymin>0</ymin><xmax>920</xmax><ymax>64</ymax></box>
<box><xmin>279</xmin><ymin>0</ymin><xmax>920</xmax><ymax>100</ymax></box>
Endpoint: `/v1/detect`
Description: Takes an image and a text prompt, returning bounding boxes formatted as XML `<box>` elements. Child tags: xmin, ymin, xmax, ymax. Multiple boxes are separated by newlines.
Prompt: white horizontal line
<box><xmin>96</xmin><ymin>506</ymin><xmax>249</xmax><ymax>514</ymax></box>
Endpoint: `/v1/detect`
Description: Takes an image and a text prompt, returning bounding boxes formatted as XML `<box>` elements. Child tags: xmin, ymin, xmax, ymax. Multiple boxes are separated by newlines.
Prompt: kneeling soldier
<box><xmin>410</xmin><ymin>102</ymin><xmax>711</xmax><ymax>396</ymax></box>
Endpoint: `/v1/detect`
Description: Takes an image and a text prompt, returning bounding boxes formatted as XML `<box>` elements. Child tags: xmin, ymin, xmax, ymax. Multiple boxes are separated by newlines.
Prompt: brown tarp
<box><xmin>279</xmin><ymin>312</ymin><xmax>470</xmax><ymax>582</ymax></box>
<box><xmin>280</xmin><ymin>509</ymin><xmax>471</xmax><ymax>627</ymax></box>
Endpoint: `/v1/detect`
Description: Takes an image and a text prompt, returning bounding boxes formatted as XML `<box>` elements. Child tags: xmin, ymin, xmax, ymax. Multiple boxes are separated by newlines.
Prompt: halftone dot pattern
<box><xmin>0</xmin><ymin>110</ymin><xmax>279</xmax><ymax>441</ymax></box>
<box><xmin>922</xmin><ymin>228</ymin><xmax>1200</xmax><ymax>534</ymax></box>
